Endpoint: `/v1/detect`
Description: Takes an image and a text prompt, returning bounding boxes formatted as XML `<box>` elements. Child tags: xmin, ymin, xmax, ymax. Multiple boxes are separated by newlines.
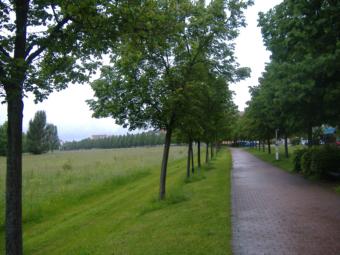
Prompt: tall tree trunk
<box><xmin>210</xmin><ymin>142</ymin><xmax>213</xmax><ymax>159</ymax></box>
<box><xmin>6</xmin><ymin>2</ymin><xmax>29</xmax><ymax>254</ymax></box>
<box><xmin>258</xmin><ymin>140</ymin><xmax>260</xmax><ymax>150</ymax></box>
<box><xmin>284</xmin><ymin>134</ymin><xmax>289</xmax><ymax>158</ymax></box>
<box><xmin>205</xmin><ymin>142</ymin><xmax>209</xmax><ymax>163</ymax></box>
<box><xmin>159</xmin><ymin>127</ymin><xmax>172</xmax><ymax>200</ymax></box>
<box><xmin>267</xmin><ymin>138</ymin><xmax>271</xmax><ymax>154</ymax></box>
<box><xmin>307</xmin><ymin>125</ymin><xmax>313</xmax><ymax>147</ymax></box>
<box><xmin>6</xmin><ymin>87</ymin><xmax>24</xmax><ymax>255</ymax></box>
<box><xmin>197</xmin><ymin>141</ymin><xmax>201</xmax><ymax>169</ymax></box>
<box><xmin>191</xmin><ymin>141</ymin><xmax>194</xmax><ymax>174</ymax></box>
<box><xmin>186</xmin><ymin>141</ymin><xmax>191</xmax><ymax>178</ymax></box>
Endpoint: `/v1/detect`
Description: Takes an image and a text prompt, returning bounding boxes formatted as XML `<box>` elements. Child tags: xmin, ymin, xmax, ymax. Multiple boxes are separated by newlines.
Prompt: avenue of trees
<box><xmin>0</xmin><ymin>1</ymin><xmax>251</xmax><ymax>254</ymax></box>
<box><xmin>62</xmin><ymin>131</ymin><xmax>165</xmax><ymax>150</ymax></box>
<box><xmin>231</xmin><ymin>0</ymin><xmax>339</xmax><ymax>176</ymax></box>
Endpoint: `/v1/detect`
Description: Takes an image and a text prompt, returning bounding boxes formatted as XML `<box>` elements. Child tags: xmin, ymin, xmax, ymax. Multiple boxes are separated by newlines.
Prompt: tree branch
<box><xmin>25</xmin><ymin>17</ymin><xmax>69</xmax><ymax>64</ymax></box>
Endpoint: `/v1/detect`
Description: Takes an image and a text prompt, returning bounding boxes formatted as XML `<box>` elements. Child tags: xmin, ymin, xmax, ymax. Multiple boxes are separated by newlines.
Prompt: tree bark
<box><xmin>191</xmin><ymin>141</ymin><xmax>194</xmax><ymax>174</ymax></box>
<box><xmin>267</xmin><ymin>138</ymin><xmax>271</xmax><ymax>154</ymax></box>
<box><xmin>5</xmin><ymin>1</ymin><xmax>29</xmax><ymax>254</ymax></box>
<box><xmin>186</xmin><ymin>141</ymin><xmax>191</xmax><ymax>178</ymax></box>
<box><xmin>210</xmin><ymin>142</ymin><xmax>213</xmax><ymax>159</ymax></box>
<box><xmin>197</xmin><ymin>141</ymin><xmax>201</xmax><ymax>169</ymax></box>
<box><xmin>284</xmin><ymin>134</ymin><xmax>289</xmax><ymax>158</ymax></box>
<box><xmin>205</xmin><ymin>142</ymin><xmax>209</xmax><ymax>163</ymax></box>
<box><xmin>159</xmin><ymin>127</ymin><xmax>172</xmax><ymax>200</ymax></box>
<box><xmin>6</xmin><ymin>87</ymin><xmax>24</xmax><ymax>255</ymax></box>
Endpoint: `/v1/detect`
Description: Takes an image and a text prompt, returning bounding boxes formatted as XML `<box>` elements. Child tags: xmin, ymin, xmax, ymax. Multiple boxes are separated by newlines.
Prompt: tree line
<box><xmin>231</xmin><ymin>0</ymin><xmax>340</xmax><ymax>158</ymax></box>
<box><xmin>62</xmin><ymin>131</ymin><xmax>165</xmax><ymax>150</ymax></box>
<box><xmin>0</xmin><ymin>1</ymin><xmax>251</xmax><ymax>253</ymax></box>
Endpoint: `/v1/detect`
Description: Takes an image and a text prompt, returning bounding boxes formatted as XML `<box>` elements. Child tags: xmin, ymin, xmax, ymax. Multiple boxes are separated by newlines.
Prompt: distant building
<box><xmin>91</xmin><ymin>135</ymin><xmax>108</xmax><ymax>140</ymax></box>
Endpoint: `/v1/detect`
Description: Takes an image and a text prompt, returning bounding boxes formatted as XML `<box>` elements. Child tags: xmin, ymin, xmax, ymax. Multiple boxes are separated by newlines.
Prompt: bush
<box><xmin>301</xmin><ymin>149</ymin><xmax>314</xmax><ymax>176</ymax></box>
<box><xmin>293</xmin><ymin>148</ymin><xmax>308</xmax><ymax>172</ymax></box>
<box><xmin>301</xmin><ymin>146</ymin><xmax>340</xmax><ymax>178</ymax></box>
<box><xmin>310</xmin><ymin>146</ymin><xmax>340</xmax><ymax>178</ymax></box>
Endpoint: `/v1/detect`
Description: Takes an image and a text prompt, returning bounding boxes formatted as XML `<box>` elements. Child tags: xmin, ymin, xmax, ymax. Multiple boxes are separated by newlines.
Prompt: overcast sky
<box><xmin>0</xmin><ymin>0</ymin><xmax>283</xmax><ymax>141</ymax></box>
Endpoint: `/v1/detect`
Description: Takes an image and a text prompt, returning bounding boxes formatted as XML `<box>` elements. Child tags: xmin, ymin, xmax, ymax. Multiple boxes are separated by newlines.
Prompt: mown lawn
<box><xmin>0</xmin><ymin>146</ymin><xmax>232</xmax><ymax>254</ymax></box>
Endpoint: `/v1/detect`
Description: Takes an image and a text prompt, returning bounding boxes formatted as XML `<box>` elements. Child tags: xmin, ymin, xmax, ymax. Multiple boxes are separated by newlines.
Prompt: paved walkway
<box><xmin>231</xmin><ymin>148</ymin><xmax>340</xmax><ymax>255</ymax></box>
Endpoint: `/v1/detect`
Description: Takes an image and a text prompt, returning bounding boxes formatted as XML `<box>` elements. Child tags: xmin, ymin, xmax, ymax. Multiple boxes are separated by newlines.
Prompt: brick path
<box><xmin>231</xmin><ymin>148</ymin><xmax>340</xmax><ymax>255</ymax></box>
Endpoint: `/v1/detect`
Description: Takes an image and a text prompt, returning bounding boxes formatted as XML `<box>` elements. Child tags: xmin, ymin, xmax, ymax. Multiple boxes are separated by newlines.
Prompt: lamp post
<box><xmin>275</xmin><ymin>129</ymin><xmax>279</xmax><ymax>161</ymax></box>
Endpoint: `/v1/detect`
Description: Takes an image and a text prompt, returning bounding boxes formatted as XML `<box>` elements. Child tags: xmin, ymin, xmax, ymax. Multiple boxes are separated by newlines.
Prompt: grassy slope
<box><xmin>1</xmin><ymin>147</ymin><xmax>232</xmax><ymax>254</ymax></box>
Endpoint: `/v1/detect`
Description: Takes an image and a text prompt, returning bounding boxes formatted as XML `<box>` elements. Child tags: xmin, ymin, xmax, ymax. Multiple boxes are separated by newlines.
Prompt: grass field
<box><xmin>0</xmin><ymin>146</ymin><xmax>232</xmax><ymax>254</ymax></box>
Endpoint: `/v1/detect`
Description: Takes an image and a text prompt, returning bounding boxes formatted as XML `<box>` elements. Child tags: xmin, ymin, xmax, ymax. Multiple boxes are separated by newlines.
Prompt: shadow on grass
<box><xmin>139</xmin><ymin>188</ymin><xmax>189</xmax><ymax>216</ymax></box>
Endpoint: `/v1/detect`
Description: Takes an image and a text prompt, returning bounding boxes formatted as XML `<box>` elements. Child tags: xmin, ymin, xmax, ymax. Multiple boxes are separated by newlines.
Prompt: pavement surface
<box><xmin>231</xmin><ymin>148</ymin><xmax>340</xmax><ymax>255</ymax></box>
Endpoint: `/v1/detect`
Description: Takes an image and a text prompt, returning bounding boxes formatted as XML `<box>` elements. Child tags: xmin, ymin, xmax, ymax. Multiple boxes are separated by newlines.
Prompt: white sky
<box><xmin>0</xmin><ymin>0</ymin><xmax>283</xmax><ymax>141</ymax></box>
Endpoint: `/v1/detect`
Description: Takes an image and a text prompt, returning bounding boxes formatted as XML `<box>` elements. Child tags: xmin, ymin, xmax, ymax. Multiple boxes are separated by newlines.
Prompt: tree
<box><xmin>258</xmin><ymin>0</ymin><xmax>340</xmax><ymax>145</ymax></box>
<box><xmin>45</xmin><ymin>124</ymin><xmax>60</xmax><ymax>152</ymax></box>
<box><xmin>89</xmin><ymin>0</ymin><xmax>252</xmax><ymax>200</ymax></box>
<box><xmin>0</xmin><ymin>1</ymin><xmax>123</xmax><ymax>253</ymax></box>
<box><xmin>26</xmin><ymin>111</ymin><xmax>48</xmax><ymax>154</ymax></box>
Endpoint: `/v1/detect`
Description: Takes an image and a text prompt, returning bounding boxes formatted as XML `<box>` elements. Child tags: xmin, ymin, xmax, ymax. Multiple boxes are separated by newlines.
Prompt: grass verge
<box><xmin>1</xmin><ymin>147</ymin><xmax>232</xmax><ymax>254</ymax></box>
<box><xmin>246</xmin><ymin>146</ymin><xmax>294</xmax><ymax>172</ymax></box>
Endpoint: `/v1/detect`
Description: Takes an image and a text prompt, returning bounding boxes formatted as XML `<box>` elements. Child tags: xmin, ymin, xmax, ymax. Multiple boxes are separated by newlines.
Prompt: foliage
<box><xmin>45</xmin><ymin>124</ymin><xmax>60</xmax><ymax>152</ymax></box>
<box><xmin>301</xmin><ymin>149</ymin><xmax>313</xmax><ymax>177</ymax></box>
<box><xmin>258</xmin><ymin>0</ymin><xmax>340</xmax><ymax>136</ymax></box>
<box><xmin>26</xmin><ymin>111</ymin><xmax>60</xmax><ymax>154</ymax></box>
<box><xmin>62</xmin><ymin>131</ymin><xmax>165</xmax><ymax>150</ymax></box>
<box><xmin>0</xmin><ymin>122</ymin><xmax>7</xmax><ymax>156</ymax></box>
<box><xmin>293</xmin><ymin>148</ymin><xmax>308</xmax><ymax>172</ymax></box>
<box><xmin>301</xmin><ymin>146</ymin><xmax>340</xmax><ymax>179</ymax></box>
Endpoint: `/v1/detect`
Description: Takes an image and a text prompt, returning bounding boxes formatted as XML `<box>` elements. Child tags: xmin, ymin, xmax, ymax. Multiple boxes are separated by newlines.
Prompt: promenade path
<box><xmin>231</xmin><ymin>148</ymin><xmax>340</xmax><ymax>255</ymax></box>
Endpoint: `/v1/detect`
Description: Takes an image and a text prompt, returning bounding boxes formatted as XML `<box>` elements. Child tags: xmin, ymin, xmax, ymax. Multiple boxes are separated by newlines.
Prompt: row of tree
<box><xmin>0</xmin><ymin>1</ymin><xmax>251</xmax><ymax>253</ymax></box>
<box><xmin>62</xmin><ymin>131</ymin><xmax>165</xmax><ymax>150</ymax></box>
<box><xmin>232</xmin><ymin>0</ymin><xmax>340</xmax><ymax>156</ymax></box>
<box><xmin>88</xmin><ymin>0</ymin><xmax>251</xmax><ymax>199</ymax></box>
<box><xmin>0</xmin><ymin>111</ymin><xmax>60</xmax><ymax>156</ymax></box>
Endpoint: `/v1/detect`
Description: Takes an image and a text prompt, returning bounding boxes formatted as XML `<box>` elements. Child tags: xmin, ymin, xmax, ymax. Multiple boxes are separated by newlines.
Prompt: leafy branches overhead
<box><xmin>89</xmin><ymin>0</ymin><xmax>252</xmax><ymax>131</ymax></box>
<box><xmin>0</xmin><ymin>0</ymin><xmax>120</xmax><ymax>101</ymax></box>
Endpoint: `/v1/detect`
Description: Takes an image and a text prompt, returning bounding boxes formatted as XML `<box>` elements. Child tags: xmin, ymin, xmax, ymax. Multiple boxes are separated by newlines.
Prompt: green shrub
<box><xmin>293</xmin><ymin>148</ymin><xmax>308</xmax><ymax>172</ymax></box>
<box><xmin>301</xmin><ymin>146</ymin><xmax>340</xmax><ymax>178</ymax></box>
<box><xmin>310</xmin><ymin>146</ymin><xmax>340</xmax><ymax>178</ymax></box>
<box><xmin>301</xmin><ymin>149</ymin><xmax>313</xmax><ymax>176</ymax></box>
